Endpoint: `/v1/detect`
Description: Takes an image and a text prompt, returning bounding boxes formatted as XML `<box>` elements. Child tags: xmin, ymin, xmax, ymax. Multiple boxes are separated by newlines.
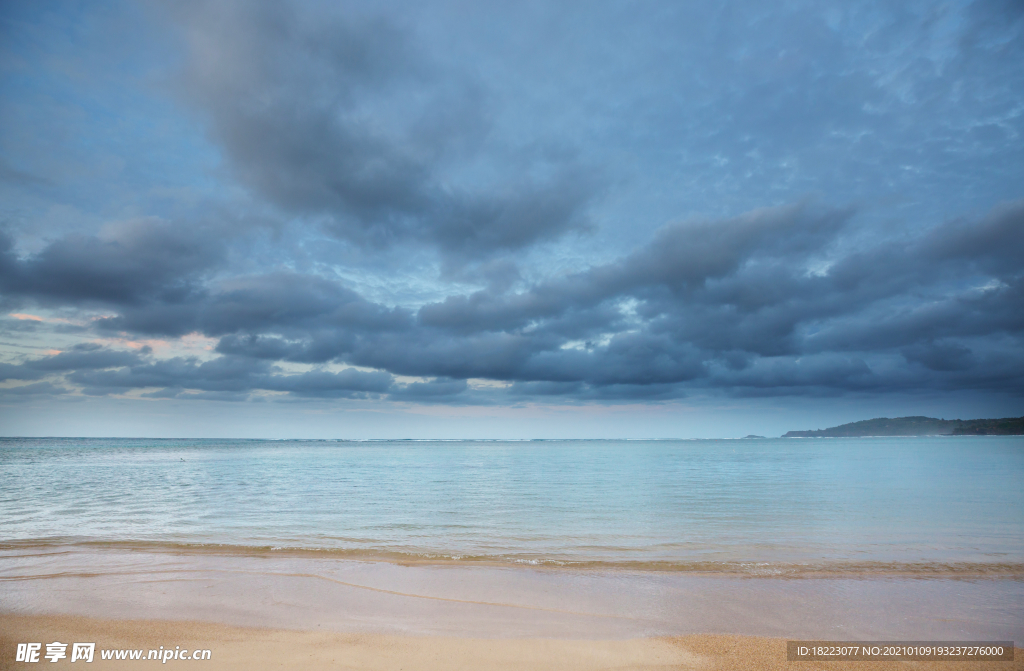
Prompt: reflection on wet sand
<box><xmin>2</xmin><ymin>544</ymin><xmax>1022</xmax><ymax>641</ymax></box>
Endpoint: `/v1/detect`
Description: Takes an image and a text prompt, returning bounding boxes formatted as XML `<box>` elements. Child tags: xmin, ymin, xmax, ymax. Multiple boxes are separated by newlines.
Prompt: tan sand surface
<box><xmin>5</xmin><ymin>546</ymin><xmax>1023</xmax><ymax>641</ymax></box>
<box><xmin>1</xmin><ymin>614</ymin><xmax>1020</xmax><ymax>671</ymax></box>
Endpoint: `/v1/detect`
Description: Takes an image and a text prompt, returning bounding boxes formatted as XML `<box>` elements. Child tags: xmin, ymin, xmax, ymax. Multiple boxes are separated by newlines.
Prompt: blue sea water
<box><xmin>1</xmin><ymin>436</ymin><xmax>1022</xmax><ymax>570</ymax></box>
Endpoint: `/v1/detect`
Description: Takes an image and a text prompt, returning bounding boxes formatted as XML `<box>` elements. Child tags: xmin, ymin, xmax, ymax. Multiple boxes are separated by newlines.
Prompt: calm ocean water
<box><xmin>1</xmin><ymin>436</ymin><xmax>1022</xmax><ymax>570</ymax></box>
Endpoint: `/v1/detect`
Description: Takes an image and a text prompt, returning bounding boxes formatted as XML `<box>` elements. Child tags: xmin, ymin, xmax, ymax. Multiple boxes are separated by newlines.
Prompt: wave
<box><xmin>2</xmin><ymin>539</ymin><xmax>1022</xmax><ymax>579</ymax></box>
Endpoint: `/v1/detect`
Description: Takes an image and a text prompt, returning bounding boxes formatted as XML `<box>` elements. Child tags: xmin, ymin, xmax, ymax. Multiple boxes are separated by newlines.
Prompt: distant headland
<box><xmin>783</xmin><ymin>416</ymin><xmax>1024</xmax><ymax>437</ymax></box>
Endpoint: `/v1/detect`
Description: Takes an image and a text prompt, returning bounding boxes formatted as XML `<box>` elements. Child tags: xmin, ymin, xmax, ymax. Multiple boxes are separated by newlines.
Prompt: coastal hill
<box><xmin>783</xmin><ymin>416</ymin><xmax>1024</xmax><ymax>437</ymax></box>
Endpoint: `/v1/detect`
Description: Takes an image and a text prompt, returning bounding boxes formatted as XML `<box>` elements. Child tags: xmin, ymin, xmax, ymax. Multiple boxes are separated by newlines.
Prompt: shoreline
<box><xmin>4</xmin><ymin>540</ymin><xmax>1022</xmax><ymax>579</ymax></box>
<box><xmin>3</xmin><ymin>544</ymin><xmax>1022</xmax><ymax>643</ymax></box>
<box><xmin>2</xmin><ymin>614</ymin><xmax>1021</xmax><ymax>670</ymax></box>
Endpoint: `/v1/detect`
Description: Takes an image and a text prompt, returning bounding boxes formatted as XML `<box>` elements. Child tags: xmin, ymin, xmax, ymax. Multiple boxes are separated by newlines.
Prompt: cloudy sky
<box><xmin>1</xmin><ymin>0</ymin><xmax>1022</xmax><ymax>438</ymax></box>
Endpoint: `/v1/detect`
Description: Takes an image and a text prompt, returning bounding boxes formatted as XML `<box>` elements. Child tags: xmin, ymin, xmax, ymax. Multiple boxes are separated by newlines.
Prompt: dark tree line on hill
<box><xmin>784</xmin><ymin>416</ymin><xmax>1024</xmax><ymax>437</ymax></box>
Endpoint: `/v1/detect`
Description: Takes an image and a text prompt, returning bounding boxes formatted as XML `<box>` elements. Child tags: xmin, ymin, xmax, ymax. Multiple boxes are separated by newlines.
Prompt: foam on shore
<box><xmin>4</xmin><ymin>539</ymin><xmax>1022</xmax><ymax>578</ymax></box>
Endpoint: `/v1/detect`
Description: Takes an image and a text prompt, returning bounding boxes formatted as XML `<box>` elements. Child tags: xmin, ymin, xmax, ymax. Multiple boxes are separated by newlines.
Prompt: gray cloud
<box><xmin>25</xmin><ymin>343</ymin><xmax>147</xmax><ymax>371</ymax></box>
<box><xmin>389</xmin><ymin>377</ymin><xmax>468</xmax><ymax>401</ymax></box>
<box><xmin>0</xmin><ymin>381</ymin><xmax>72</xmax><ymax>400</ymax></box>
<box><xmin>166</xmin><ymin>0</ymin><xmax>598</xmax><ymax>261</ymax></box>
<box><xmin>2</xmin><ymin>0</ymin><xmax>1023</xmax><ymax>414</ymax></box>
<box><xmin>65</xmin><ymin>355</ymin><xmax>393</xmax><ymax>399</ymax></box>
<box><xmin>0</xmin><ymin>218</ymin><xmax>223</xmax><ymax>309</ymax></box>
<box><xmin>0</xmin><ymin>363</ymin><xmax>45</xmax><ymax>382</ymax></box>
<box><xmin>903</xmin><ymin>340</ymin><xmax>976</xmax><ymax>372</ymax></box>
<box><xmin>258</xmin><ymin>368</ymin><xmax>393</xmax><ymax>398</ymax></box>
<box><xmin>4</xmin><ymin>199</ymin><xmax>1020</xmax><ymax>401</ymax></box>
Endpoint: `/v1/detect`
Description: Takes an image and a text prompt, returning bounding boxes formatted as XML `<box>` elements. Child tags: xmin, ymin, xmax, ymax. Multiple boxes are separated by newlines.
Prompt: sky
<box><xmin>0</xmin><ymin>0</ymin><xmax>1022</xmax><ymax>438</ymax></box>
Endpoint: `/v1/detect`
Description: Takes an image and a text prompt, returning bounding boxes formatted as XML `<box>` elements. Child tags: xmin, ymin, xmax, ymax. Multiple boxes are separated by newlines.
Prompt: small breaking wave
<box><xmin>2</xmin><ymin>539</ymin><xmax>1022</xmax><ymax>579</ymax></box>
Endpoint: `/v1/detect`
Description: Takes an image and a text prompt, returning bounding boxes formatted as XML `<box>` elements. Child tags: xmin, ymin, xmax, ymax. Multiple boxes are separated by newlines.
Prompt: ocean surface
<box><xmin>2</xmin><ymin>436</ymin><xmax>1023</xmax><ymax>573</ymax></box>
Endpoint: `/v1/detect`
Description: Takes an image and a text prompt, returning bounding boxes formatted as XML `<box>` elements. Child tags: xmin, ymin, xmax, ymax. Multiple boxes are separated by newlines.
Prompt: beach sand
<box><xmin>2</xmin><ymin>614</ymin><xmax>1021</xmax><ymax>671</ymax></box>
<box><xmin>3</xmin><ymin>545</ymin><xmax>1022</xmax><ymax>670</ymax></box>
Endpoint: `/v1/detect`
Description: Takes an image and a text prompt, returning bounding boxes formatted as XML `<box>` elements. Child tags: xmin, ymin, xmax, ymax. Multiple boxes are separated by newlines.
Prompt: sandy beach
<box><xmin>2</xmin><ymin>614</ymin><xmax>1021</xmax><ymax>671</ymax></box>
<box><xmin>5</xmin><ymin>0</ymin><xmax>1024</xmax><ymax>661</ymax></box>
<box><xmin>4</xmin><ymin>440</ymin><xmax>1022</xmax><ymax>669</ymax></box>
<box><xmin>2</xmin><ymin>544</ymin><xmax>1022</xmax><ymax>670</ymax></box>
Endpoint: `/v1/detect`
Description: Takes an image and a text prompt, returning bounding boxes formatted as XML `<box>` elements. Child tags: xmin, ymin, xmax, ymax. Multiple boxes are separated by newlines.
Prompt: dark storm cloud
<box><xmin>2</xmin><ymin>0</ymin><xmax>1023</xmax><ymax>409</ymax></box>
<box><xmin>707</xmin><ymin>354</ymin><xmax>877</xmax><ymax>397</ymax></box>
<box><xmin>322</xmin><ymin>200</ymin><xmax>1022</xmax><ymax>395</ymax></box>
<box><xmin>418</xmin><ymin>202</ymin><xmax>852</xmax><ymax>338</ymax></box>
<box><xmin>1</xmin><ymin>199</ymin><xmax>1022</xmax><ymax>400</ymax></box>
<box><xmin>0</xmin><ymin>344</ymin><xmax>393</xmax><ymax>400</ymax></box>
<box><xmin>0</xmin><ymin>363</ymin><xmax>44</xmax><ymax>382</ymax></box>
<box><xmin>142</xmin><ymin>389</ymin><xmax>253</xmax><ymax>402</ymax></box>
<box><xmin>0</xmin><ymin>218</ymin><xmax>223</xmax><ymax>308</ymax></box>
<box><xmin>902</xmin><ymin>340</ymin><xmax>976</xmax><ymax>372</ymax></box>
<box><xmin>25</xmin><ymin>343</ymin><xmax>147</xmax><ymax>371</ymax></box>
<box><xmin>924</xmin><ymin>200</ymin><xmax>1024</xmax><ymax>275</ymax></box>
<box><xmin>508</xmin><ymin>380</ymin><xmax>686</xmax><ymax>402</ymax></box>
<box><xmin>258</xmin><ymin>368</ymin><xmax>393</xmax><ymax>398</ymax></box>
<box><xmin>0</xmin><ymin>381</ymin><xmax>72</xmax><ymax>399</ymax></box>
<box><xmin>388</xmin><ymin>377</ymin><xmax>468</xmax><ymax>401</ymax></box>
<box><xmin>166</xmin><ymin>0</ymin><xmax>598</xmax><ymax>261</ymax></box>
<box><xmin>0</xmin><ymin>317</ymin><xmax>87</xmax><ymax>336</ymax></box>
<box><xmin>66</xmin><ymin>354</ymin><xmax>393</xmax><ymax>399</ymax></box>
<box><xmin>66</xmin><ymin>354</ymin><xmax>270</xmax><ymax>395</ymax></box>
<box><xmin>98</xmin><ymin>271</ymin><xmax>411</xmax><ymax>338</ymax></box>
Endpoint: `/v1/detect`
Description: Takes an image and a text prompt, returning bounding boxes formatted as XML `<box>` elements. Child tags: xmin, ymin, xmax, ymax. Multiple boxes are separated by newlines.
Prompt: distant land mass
<box><xmin>783</xmin><ymin>416</ymin><xmax>1024</xmax><ymax>437</ymax></box>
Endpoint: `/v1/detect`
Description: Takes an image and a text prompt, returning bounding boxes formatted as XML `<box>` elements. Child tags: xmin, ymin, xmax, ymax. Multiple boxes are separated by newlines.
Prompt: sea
<box><xmin>2</xmin><ymin>435</ymin><xmax>1022</xmax><ymax>573</ymax></box>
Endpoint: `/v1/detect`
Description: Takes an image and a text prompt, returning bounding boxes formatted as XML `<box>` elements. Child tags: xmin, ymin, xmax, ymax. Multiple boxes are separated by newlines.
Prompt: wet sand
<box><xmin>6</xmin><ymin>538</ymin><xmax>1024</xmax><ymax>577</ymax></box>
<box><xmin>1</xmin><ymin>614</ymin><xmax>1021</xmax><ymax>670</ymax></box>
<box><xmin>3</xmin><ymin>545</ymin><xmax>1023</xmax><ymax>640</ymax></box>
<box><xmin>2</xmin><ymin>544</ymin><xmax>1022</xmax><ymax>669</ymax></box>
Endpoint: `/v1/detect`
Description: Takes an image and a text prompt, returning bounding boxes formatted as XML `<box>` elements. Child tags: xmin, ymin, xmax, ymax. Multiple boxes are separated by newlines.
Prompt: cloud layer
<box><xmin>167</xmin><ymin>0</ymin><xmax>599</xmax><ymax>263</ymax></box>
<box><xmin>1</xmin><ymin>0</ymin><xmax>1022</xmax><ymax>418</ymax></box>
<box><xmin>2</xmin><ymin>200</ymin><xmax>1021</xmax><ymax>402</ymax></box>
